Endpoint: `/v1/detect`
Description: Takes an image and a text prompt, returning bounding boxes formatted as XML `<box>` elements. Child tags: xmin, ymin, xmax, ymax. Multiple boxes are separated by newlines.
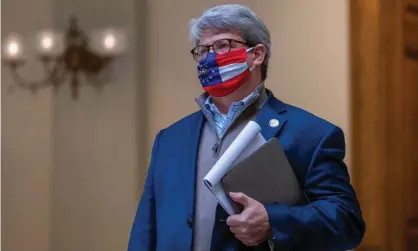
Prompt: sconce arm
<box><xmin>5</xmin><ymin>57</ymin><xmax>68</xmax><ymax>92</ymax></box>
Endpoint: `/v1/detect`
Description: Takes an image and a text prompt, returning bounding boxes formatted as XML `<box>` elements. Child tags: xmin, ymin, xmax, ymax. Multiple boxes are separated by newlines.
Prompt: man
<box><xmin>128</xmin><ymin>4</ymin><xmax>365</xmax><ymax>251</ymax></box>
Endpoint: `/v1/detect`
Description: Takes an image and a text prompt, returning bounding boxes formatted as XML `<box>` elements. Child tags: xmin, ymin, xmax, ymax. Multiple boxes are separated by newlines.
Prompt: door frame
<box><xmin>350</xmin><ymin>0</ymin><xmax>406</xmax><ymax>250</ymax></box>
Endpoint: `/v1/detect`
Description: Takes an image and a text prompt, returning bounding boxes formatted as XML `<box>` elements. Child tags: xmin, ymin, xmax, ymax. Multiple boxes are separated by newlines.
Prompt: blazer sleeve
<box><xmin>127</xmin><ymin>130</ymin><xmax>164</xmax><ymax>251</ymax></box>
<box><xmin>265</xmin><ymin>126</ymin><xmax>366</xmax><ymax>251</ymax></box>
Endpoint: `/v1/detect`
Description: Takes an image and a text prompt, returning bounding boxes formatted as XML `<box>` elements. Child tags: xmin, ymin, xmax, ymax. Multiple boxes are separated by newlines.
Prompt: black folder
<box><xmin>221</xmin><ymin>137</ymin><xmax>308</xmax><ymax>213</ymax></box>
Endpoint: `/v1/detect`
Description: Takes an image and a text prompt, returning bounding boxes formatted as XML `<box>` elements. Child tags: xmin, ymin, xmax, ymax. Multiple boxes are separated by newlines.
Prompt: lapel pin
<box><xmin>269</xmin><ymin>119</ymin><xmax>279</xmax><ymax>128</ymax></box>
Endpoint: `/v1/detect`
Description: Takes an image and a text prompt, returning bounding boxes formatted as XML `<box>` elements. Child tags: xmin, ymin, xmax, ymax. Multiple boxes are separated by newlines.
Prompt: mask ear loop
<box><xmin>246</xmin><ymin>47</ymin><xmax>256</xmax><ymax>72</ymax></box>
<box><xmin>246</xmin><ymin>47</ymin><xmax>255</xmax><ymax>52</ymax></box>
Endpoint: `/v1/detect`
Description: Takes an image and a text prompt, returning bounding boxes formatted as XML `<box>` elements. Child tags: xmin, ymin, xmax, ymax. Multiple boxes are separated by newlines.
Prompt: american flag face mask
<box><xmin>197</xmin><ymin>47</ymin><xmax>255</xmax><ymax>97</ymax></box>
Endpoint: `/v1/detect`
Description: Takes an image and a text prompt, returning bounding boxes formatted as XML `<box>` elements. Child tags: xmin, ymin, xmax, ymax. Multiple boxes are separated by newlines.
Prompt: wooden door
<box><xmin>351</xmin><ymin>0</ymin><xmax>418</xmax><ymax>250</ymax></box>
<box><xmin>404</xmin><ymin>1</ymin><xmax>418</xmax><ymax>249</ymax></box>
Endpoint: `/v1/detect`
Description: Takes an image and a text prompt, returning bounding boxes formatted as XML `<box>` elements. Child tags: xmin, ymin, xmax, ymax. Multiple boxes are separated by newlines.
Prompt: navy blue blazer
<box><xmin>128</xmin><ymin>92</ymin><xmax>365</xmax><ymax>251</ymax></box>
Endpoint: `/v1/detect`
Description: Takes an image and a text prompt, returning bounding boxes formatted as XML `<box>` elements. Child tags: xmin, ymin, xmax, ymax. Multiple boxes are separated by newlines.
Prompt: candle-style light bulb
<box><xmin>103</xmin><ymin>34</ymin><xmax>116</xmax><ymax>50</ymax></box>
<box><xmin>7</xmin><ymin>41</ymin><xmax>20</xmax><ymax>56</ymax></box>
<box><xmin>2</xmin><ymin>34</ymin><xmax>23</xmax><ymax>60</ymax></box>
<box><xmin>37</xmin><ymin>31</ymin><xmax>57</xmax><ymax>55</ymax></box>
<box><xmin>42</xmin><ymin>36</ymin><xmax>53</xmax><ymax>50</ymax></box>
<box><xmin>91</xmin><ymin>27</ymin><xmax>126</xmax><ymax>56</ymax></box>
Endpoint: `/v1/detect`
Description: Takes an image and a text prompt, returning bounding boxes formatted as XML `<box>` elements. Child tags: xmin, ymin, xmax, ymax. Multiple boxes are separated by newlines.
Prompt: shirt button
<box><xmin>187</xmin><ymin>217</ymin><xmax>193</xmax><ymax>228</ymax></box>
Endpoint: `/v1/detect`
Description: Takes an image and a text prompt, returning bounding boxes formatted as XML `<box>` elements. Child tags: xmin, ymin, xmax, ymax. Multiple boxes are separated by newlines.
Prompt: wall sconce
<box><xmin>1</xmin><ymin>17</ymin><xmax>126</xmax><ymax>99</ymax></box>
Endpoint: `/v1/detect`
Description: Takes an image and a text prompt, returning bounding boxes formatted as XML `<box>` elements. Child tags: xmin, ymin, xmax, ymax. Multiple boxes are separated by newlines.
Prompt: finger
<box><xmin>229</xmin><ymin>192</ymin><xmax>253</xmax><ymax>206</ymax></box>
<box><xmin>233</xmin><ymin>231</ymin><xmax>265</xmax><ymax>246</ymax></box>
<box><xmin>234</xmin><ymin>234</ymin><xmax>251</xmax><ymax>243</ymax></box>
<box><xmin>229</xmin><ymin>226</ymin><xmax>240</xmax><ymax>234</ymax></box>
<box><xmin>229</xmin><ymin>226</ymin><xmax>250</xmax><ymax>234</ymax></box>
<box><xmin>235</xmin><ymin>234</ymin><xmax>250</xmax><ymax>242</ymax></box>
<box><xmin>245</xmin><ymin>236</ymin><xmax>265</xmax><ymax>247</ymax></box>
<box><xmin>229</xmin><ymin>226</ymin><xmax>252</xmax><ymax>236</ymax></box>
<box><xmin>226</xmin><ymin>215</ymin><xmax>245</xmax><ymax>227</ymax></box>
<box><xmin>241</xmin><ymin>238</ymin><xmax>260</xmax><ymax>247</ymax></box>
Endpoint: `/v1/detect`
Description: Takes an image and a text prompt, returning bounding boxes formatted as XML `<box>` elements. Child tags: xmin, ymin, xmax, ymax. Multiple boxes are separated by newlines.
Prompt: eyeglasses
<box><xmin>190</xmin><ymin>39</ymin><xmax>249</xmax><ymax>62</ymax></box>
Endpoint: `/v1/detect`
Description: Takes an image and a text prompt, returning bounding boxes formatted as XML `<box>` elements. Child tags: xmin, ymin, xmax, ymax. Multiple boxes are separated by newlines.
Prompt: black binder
<box><xmin>221</xmin><ymin>137</ymin><xmax>308</xmax><ymax>213</ymax></box>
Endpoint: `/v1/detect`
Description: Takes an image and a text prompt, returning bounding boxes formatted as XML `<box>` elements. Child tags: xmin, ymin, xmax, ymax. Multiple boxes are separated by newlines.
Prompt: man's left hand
<box><xmin>226</xmin><ymin>192</ymin><xmax>272</xmax><ymax>246</ymax></box>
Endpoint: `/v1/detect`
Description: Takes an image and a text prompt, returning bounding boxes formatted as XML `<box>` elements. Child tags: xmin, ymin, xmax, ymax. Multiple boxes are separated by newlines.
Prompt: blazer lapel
<box><xmin>255</xmin><ymin>93</ymin><xmax>288</xmax><ymax>140</ymax></box>
<box><xmin>181</xmin><ymin>111</ymin><xmax>205</xmax><ymax>220</ymax></box>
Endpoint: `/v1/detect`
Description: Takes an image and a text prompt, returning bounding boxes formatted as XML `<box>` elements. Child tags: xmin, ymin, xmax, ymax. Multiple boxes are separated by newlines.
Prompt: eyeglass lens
<box><xmin>193</xmin><ymin>39</ymin><xmax>232</xmax><ymax>61</ymax></box>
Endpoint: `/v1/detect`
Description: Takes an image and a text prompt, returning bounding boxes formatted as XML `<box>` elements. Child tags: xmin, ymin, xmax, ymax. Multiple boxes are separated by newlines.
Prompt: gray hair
<box><xmin>189</xmin><ymin>4</ymin><xmax>271</xmax><ymax>81</ymax></box>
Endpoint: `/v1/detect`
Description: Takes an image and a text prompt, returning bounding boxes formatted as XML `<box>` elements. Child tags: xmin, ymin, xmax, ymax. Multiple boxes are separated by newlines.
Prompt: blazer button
<box><xmin>187</xmin><ymin>217</ymin><xmax>193</xmax><ymax>228</ymax></box>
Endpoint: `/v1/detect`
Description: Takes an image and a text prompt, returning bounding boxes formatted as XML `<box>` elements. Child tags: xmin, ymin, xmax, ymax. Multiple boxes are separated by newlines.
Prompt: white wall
<box><xmin>51</xmin><ymin>0</ymin><xmax>147</xmax><ymax>250</ymax></box>
<box><xmin>2</xmin><ymin>0</ymin><xmax>147</xmax><ymax>250</ymax></box>
<box><xmin>265</xmin><ymin>0</ymin><xmax>351</xmax><ymax>166</ymax></box>
<box><xmin>1</xmin><ymin>0</ymin><xmax>54</xmax><ymax>250</ymax></box>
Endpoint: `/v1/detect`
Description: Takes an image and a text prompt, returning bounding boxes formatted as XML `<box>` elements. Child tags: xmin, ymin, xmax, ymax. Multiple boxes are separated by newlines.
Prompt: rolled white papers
<box><xmin>203</xmin><ymin>120</ymin><xmax>262</xmax><ymax>215</ymax></box>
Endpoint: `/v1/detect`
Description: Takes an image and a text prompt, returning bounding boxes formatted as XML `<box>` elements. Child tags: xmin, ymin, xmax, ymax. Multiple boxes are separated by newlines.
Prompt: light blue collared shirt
<box><xmin>203</xmin><ymin>84</ymin><xmax>266</xmax><ymax>138</ymax></box>
<box><xmin>204</xmin><ymin>94</ymin><xmax>254</xmax><ymax>138</ymax></box>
